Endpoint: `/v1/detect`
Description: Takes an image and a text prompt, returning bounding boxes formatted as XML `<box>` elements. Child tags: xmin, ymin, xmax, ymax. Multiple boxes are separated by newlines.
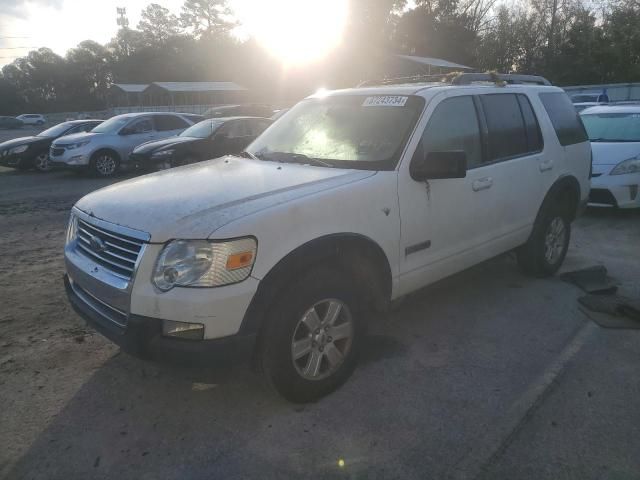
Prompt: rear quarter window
<box><xmin>539</xmin><ymin>92</ymin><xmax>588</xmax><ymax>146</ymax></box>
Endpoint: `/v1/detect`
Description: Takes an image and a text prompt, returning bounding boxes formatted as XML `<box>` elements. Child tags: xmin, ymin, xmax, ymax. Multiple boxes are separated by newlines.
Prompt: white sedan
<box><xmin>581</xmin><ymin>105</ymin><xmax>640</xmax><ymax>208</ymax></box>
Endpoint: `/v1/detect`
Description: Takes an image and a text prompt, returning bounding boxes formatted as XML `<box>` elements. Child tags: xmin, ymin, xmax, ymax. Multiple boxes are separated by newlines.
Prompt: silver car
<box><xmin>49</xmin><ymin>112</ymin><xmax>199</xmax><ymax>177</ymax></box>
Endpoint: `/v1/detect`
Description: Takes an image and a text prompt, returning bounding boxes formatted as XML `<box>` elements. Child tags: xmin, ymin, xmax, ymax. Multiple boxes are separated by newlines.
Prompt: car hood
<box><xmin>75</xmin><ymin>156</ymin><xmax>375</xmax><ymax>242</ymax></box>
<box><xmin>134</xmin><ymin>136</ymin><xmax>196</xmax><ymax>154</ymax></box>
<box><xmin>590</xmin><ymin>142</ymin><xmax>640</xmax><ymax>165</ymax></box>
<box><xmin>52</xmin><ymin>131</ymin><xmax>99</xmax><ymax>145</ymax></box>
<box><xmin>0</xmin><ymin>136</ymin><xmax>46</xmax><ymax>150</ymax></box>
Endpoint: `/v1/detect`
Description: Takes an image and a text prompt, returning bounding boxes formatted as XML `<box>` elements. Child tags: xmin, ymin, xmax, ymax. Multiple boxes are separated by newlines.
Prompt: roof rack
<box><xmin>358</xmin><ymin>72</ymin><xmax>551</xmax><ymax>88</ymax></box>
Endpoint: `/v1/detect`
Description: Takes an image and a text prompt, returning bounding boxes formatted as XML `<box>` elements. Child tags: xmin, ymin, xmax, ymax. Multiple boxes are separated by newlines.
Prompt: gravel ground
<box><xmin>1</xmin><ymin>165</ymin><xmax>639</xmax><ymax>480</ymax></box>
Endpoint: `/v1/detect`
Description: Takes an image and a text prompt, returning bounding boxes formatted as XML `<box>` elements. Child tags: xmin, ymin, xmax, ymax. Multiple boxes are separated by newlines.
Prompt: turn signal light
<box><xmin>226</xmin><ymin>251</ymin><xmax>254</xmax><ymax>271</ymax></box>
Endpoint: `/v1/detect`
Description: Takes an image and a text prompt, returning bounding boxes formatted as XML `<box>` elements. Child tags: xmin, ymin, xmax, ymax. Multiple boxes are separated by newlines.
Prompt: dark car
<box><xmin>0</xmin><ymin>116</ymin><xmax>24</xmax><ymax>130</ymax></box>
<box><xmin>0</xmin><ymin>119</ymin><xmax>102</xmax><ymax>172</ymax></box>
<box><xmin>130</xmin><ymin>116</ymin><xmax>272</xmax><ymax>170</ymax></box>
<box><xmin>204</xmin><ymin>104</ymin><xmax>275</xmax><ymax>119</ymax></box>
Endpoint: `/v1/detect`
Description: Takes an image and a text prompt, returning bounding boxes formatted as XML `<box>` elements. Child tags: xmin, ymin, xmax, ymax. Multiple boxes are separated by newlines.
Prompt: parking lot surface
<box><xmin>1</xmin><ymin>165</ymin><xmax>639</xmax><ymax>479</ymax></box>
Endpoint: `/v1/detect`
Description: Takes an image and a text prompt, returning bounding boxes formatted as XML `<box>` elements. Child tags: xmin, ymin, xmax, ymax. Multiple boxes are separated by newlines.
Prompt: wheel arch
<box><xmin>538</xmin><ymin>174</ymin><xmax>581</xmax><ymax>222</ymax></box>
<box><xmin>239</xmin><ymin>233</ymin><xmax>393</xmax><ymax>336</ymax></box>
<box><xmin>91</xmin><ymin>147</ymin><xmax>122</xmax><ymax>163</ymax></box>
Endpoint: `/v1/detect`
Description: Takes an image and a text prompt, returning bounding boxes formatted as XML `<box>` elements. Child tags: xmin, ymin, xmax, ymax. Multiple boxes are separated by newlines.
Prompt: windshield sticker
<box><xmin>362</xmin><ymin>96</ymin><xmax>408</xmax><ymax>107</ymax></box>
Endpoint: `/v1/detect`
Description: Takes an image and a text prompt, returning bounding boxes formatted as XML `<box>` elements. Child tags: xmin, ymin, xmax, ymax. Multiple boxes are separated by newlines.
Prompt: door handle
<box><xmin>472</xmin><ymin>177</ymin><xmax>493</xmax><ymax>192</ymax></box>
<box><xmin>539</xmin><ymin>158</ymin><xmax>553</xmax><ymax>172</ymax></box>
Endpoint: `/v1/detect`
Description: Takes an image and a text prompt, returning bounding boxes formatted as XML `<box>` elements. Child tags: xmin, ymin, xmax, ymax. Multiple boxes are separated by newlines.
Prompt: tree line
<box><xmin>1</xmin><ymin>0</ymin><xmax>639</xmax><ymax>114</ymax></box>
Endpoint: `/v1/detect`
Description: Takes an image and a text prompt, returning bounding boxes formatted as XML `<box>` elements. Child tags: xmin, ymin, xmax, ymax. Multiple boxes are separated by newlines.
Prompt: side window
<box><xmin>219</xmin><ymin>121</ymin><xmax>247</xmax><ymax>139</ymax></box>
<box><xmin>127</xmin><ymin>118</ymin><xmax>153</xmax><ymax>134</ymax></box>
<box><xmin>479</xmin><ymin>93</ymin><xmax>529</xmax><ymax>161</ymax></box>
<box><xmin>155</xmin><ymin>115</ymin><xmax>189</xmax><ymax>131</ymax></box>
<box><xmin>421</xmin><ymin>96</ymin><xmax>483</xmax><ymax>168</ymax></box>
<box><xmin>539</xmin><ymin>92</ymin><xmax>588</xmax><ymax>146</ymax></box>
<box><xmin>246</xmin><ymin>119</ymin><xmax>271</xmax><ymax>136</ymax></box>
<box><xmin>517</xmin><ymin>94</ymin><xmax>543</xmax><ymax>152</ymax></box>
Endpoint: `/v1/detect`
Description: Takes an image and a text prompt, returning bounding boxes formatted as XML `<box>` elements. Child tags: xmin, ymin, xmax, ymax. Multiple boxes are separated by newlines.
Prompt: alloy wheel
<box><xmin>544</xmin><ymin>216</ymin><xmax>566</xmax><ymax>265</ymax></box>
<box><xmin>291</xmin><ymin>298</ymin><xmax>354</xmax><ymax>381</ymax></box>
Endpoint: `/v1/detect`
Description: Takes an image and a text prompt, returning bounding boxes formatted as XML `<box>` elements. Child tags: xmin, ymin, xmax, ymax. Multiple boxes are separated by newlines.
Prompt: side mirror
<box><xmin>119</xmin><ymin>127</ymin><xmax>133</xmax><ymax>136</ymax></box>
<box><xmin>410</xmin><ymin>150</ymin><xmax>467</xmax><ymax>181</ymax></box>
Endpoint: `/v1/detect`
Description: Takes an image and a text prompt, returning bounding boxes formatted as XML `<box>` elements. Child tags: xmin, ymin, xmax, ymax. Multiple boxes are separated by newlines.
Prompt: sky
<box><xmin>0</xmin><ymin>0</ymin><xmax>349</xmax><ymax>67</ymax></box>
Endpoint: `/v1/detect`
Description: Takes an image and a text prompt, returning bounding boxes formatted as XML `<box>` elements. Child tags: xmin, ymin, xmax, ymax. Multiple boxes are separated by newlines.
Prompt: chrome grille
<box><xmin>76</xmin><ymin>218</ymin><xmax>144</xmax><ymax>280</ymax></box>
<box><xmin>51</xmin><ymin>147</ymin><xmax>65</xmax><ymax>157</ymax></box>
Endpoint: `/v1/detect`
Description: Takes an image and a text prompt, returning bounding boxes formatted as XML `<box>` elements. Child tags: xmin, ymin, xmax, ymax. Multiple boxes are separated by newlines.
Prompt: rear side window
<box><xmin>421</xmin><ymin>96</ymin><xmax>483</xmax><ymax>168</ymax></box>
<box><xmin>479</xmin><ymin>94</ymin><xmax>529</xmax><ymax>161</ymax></box>
<box><xmin>517</xmin><ymin>95</ymin><xmax>543</xmax><ymax>152</ymax></box>
<box><xmin>539</xmin><ymin>92</ymin><xmax>588</xmax><ymax>146</ymax></box>
<box><xmin>155</xmin><ymin>115</ymin><xmax>189</xmax><ymax>131</ymax></box>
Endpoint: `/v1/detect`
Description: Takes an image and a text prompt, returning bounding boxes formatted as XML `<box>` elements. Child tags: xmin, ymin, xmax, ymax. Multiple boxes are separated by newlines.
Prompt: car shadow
<box><xmin>6</xmin><ymin>254</ymin><xmax>594</xmax><ymax>479</ymax></box>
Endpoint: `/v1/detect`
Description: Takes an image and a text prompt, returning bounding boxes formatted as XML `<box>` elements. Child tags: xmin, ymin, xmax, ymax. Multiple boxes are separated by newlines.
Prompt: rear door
<box><xmin>154</xmin><ymin>114</ymin><xmax>190</xmax><ymax>139</ymax></box>
<box><xmin>474</xmin><ymin>92</ymin><xmax>545</xmax><ymax>241</ymax></box>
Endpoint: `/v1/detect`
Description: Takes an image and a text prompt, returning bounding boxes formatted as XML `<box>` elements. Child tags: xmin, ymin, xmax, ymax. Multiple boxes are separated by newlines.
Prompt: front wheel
<box><xmin>257</xmin><ymin>267</ymin><xmax>362</xmax><ymax>403</ymax></box>
<box><xmin>517</xmin><ymin>203</ymin><xmax>570</xmax><ymax>277</ymax></box>
<box><xmin>91</xmin><ymin>151</ymin><xmax>119</xmax><ymax>177</ymax></box>
<box><xmin>33</xmin><ymin>152</ymin><xmax>52</xmax><ymax>172</ymax></box>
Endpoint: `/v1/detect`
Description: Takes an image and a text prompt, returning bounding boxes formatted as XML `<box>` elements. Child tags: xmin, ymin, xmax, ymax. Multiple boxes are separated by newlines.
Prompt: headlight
<box><xmin>151</xmin><ymin>149</ymin><xmax>175</xmax><ymax>158</ymax></box>
<box><xmin>610</xmin><ymin>156</ymin><xmax>640</xmax><ymax>175</ymax></box>
<box><xmin>66</xmin><ymin>140</ymin><xmax>91</xmax><ymax>150</ymax></box>
<box><xmin>65</xmin><ymin>213</ymin><xmax>78</xmax><ymax>245</ymax></box>
<box><xmin>153</xmin><ymin>238</ymin><xmax>257</xmax><ymax>291</ymax></box>
<box><xmin>9</xmin><ymin>144</ymin><xmax>28</xmax><ymax>154</ymax></box>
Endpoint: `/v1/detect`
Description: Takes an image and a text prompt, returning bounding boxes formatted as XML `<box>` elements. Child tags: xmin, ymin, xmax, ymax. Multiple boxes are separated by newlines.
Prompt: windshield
<box><xmin>92</xmin><ymin>116</ymin><xmax>132</xmax><ymax>134</ymax></box>
<box><xmin>581</xmin><ymin>112</ymin><xmax>640</xmax><ymax>142</ymax></box>
<box><xmin>37</xmin><ymin>123</ymin><xmax>73</xmax><ymax>137</ymax></box>
<box><xmin>180</xmin><ymin>119</ymin><xmax>224</xmax><ymax>138</ymax></box>
<box><xmin>246</xmin><ymin>95</ymin><xmax>425</xmax><ymax>170</ymax></box>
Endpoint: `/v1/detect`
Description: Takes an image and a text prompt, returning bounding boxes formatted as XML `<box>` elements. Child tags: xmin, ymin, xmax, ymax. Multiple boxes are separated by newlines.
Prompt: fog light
<box><xmin>162</xmin><ymin>320</ymin><xmax>204</xmax><ymax>340</ymax></box>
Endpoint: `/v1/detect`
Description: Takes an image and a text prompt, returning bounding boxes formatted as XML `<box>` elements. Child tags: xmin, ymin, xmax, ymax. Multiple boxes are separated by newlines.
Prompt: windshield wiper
<box><xmin>263</xmin><ymin>151</ymin><xmax>333</xmax><ymax>168</ymax></box>
<box><xmin>239</xmin><ymin>150</ymin><xmax>259</xmax><ymax>160</ymax></box>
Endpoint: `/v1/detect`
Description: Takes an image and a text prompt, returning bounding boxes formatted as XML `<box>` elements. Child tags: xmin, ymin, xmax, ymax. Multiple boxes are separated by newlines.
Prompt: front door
<box><xmin>397</xmin><ymin>93</ymin><xmax>499</xmax><ymax>295</ymax></box>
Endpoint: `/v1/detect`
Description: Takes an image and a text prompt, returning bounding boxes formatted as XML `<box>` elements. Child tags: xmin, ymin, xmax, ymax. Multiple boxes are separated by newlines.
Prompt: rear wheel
<box><xmin>257</xmin><ymin>267</ymin><xmax>362</xmax><ymax>403</ymax></box>
<box><xmin>91</xmin><ymin>150</ymin><xmax>119</xmax><ymax>177</ymax></box>
<box><xmin>33</xmin><ymin>152</ymin><xmax>52</xmax><ymax>172</ymax></box>
<box><xmin>517</xmin><ymin>201</ymin><xmax>570</xmax><ymax>277</ymax></box>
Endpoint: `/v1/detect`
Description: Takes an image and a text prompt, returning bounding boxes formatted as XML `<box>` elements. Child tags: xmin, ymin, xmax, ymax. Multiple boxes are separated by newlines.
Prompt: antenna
<box><xmin>116</xmin><ymin>7</ymin><xmax>129</xmax><ymax>28</ymax></box>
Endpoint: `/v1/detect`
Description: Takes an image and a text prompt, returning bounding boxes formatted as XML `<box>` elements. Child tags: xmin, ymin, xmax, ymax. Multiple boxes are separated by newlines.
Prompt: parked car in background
<box><xmin>16</xmin><ymin>114</ymin><xmax>46</xmax><ymax>126</ymax></box>
<box><xmin>0</xmin><ymin>116</ymin><xmax>24</xmax><ymax>129</ymax></box>
<box><xmin>49</xmin><ymin>112</ymin><xmax>198</xmax><ymax>177</ymax></box>
<box><xmin>63</xmin><ymin>74</ymin><xmax>591</xmax><ymax>402</ymax></box>
<box><xmin>571</xmin><ymin>91</ymin><xmax>610</xmax><ymax>112</ymax></box>
<box><xmin>130</xmin><ymin>116</ymin><xmax>272</xmax><ymax>170</ymax></box>
<box><xmin>204</xmin><ymin>104</ymin><xmax>274</xmax><ymax>119</ymax></box>
<box><xmin>0</xmin><ymin>119</ymin><xmax>102</xmax><ymax>172</ymax></box>
<box><xmin>180</xmin><ymin>113</ymin><xmax>205</xmax><ymax>124</ymax></box>
<box><xmin>581</xmin><ymin>105</ymin><xmax>640</xmax><ymax>208</ymax></box>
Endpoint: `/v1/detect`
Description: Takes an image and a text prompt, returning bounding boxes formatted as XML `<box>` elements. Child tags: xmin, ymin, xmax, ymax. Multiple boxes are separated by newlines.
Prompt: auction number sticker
<box><xmin>362</xmin><ymin>96</ymin><xmax>408</xmax><ymax>107</ymax></box>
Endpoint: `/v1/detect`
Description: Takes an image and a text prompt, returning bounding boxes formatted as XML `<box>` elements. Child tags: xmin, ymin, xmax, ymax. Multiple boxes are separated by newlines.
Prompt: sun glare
<box><xmin>238</xmin><ymin>0</ymin><xmax>348</xmax><ymax>66</ymax></box>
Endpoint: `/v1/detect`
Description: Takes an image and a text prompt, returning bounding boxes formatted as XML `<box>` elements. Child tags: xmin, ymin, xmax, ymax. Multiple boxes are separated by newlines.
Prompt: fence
<box><xmin>563</xmin><ymin>82</ymin><xmax>640</xmax><ymax>102</ymax></box>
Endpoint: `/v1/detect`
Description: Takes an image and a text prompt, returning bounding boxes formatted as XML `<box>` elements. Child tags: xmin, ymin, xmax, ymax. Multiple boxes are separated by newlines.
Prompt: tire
<box><xmin>90</xmin><ymin>150</ymin><xmax>120</xmax><ymax>177</ymax></box>
<box><xmin>257</xmin><ymin>266</ymin><xmax>363</xmax><ymax>403</ymax></box>
<box><xmin>33</xmin><ymin>152</ymin><xmax>52</xmax><ymax>172</ymax></box>
<box><xmin>517</xmin><ymin>200</ymin><xmax>571</xmax><ymax>277</ymax></box>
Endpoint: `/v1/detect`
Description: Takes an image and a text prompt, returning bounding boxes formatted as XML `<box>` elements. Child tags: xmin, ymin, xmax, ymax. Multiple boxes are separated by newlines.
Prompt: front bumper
<box><xmin>49</xmin><ymin>148</ymin><xmax>91</xmax><ymax>167</ymax></box>
<box><xmin>589</xmin><ymin>171</ymin><xmax>640</xmax><ymax>208</ymax></box>
<box><xmin>0</xmin><ymin>151</ymin><xmax>33</xmax><ymax>168</ymax></box>
<box><xmin>65</xmin><ymin>274</ymin><xmax>256</xmax><ymax>365</ymax></box>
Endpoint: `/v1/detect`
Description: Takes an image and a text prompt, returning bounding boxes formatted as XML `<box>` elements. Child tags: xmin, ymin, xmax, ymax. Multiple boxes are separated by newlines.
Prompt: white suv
<box><xmin>17</xmin><ymin>113</ymin><xmax>46</xmax><ymax>126</ymax></box>
<box><xmin>63</xmin><ymin>74</ymin><xmax>591</xmax><ymax>402</ymax></box>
